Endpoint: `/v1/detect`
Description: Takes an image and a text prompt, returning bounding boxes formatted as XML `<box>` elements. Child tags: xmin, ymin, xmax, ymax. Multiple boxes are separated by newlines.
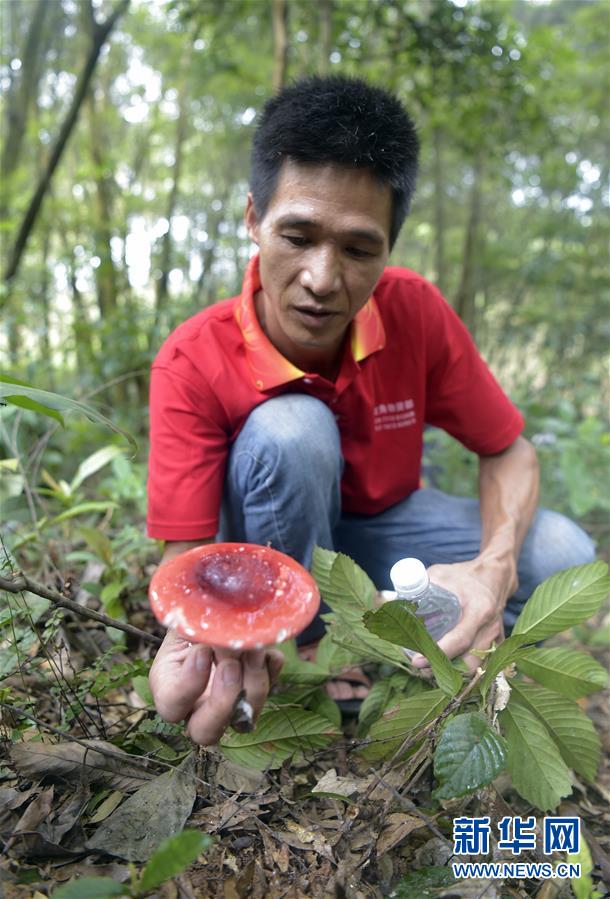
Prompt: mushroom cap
<box><xmin>149</xmin><ymin>542</ymin><xmax>320</xmax><ymax>649</ymax></box>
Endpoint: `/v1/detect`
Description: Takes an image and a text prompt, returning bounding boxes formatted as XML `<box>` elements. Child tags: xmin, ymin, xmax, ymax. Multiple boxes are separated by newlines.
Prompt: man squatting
<box><xmin>146</xmin><ymin>76</ymin><xmax>595</xmax><ymax>745</ymax></box>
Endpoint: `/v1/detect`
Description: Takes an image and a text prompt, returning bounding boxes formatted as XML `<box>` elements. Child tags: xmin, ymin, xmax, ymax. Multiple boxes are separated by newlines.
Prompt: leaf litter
<box><xmin>1</xmin><ymin>591</ymin><xmax>608</xmax><ymax>897</ymax></box>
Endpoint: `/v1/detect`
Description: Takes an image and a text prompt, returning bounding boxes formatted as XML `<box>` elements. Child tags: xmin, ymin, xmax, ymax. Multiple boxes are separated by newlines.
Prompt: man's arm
<box><xmin>412</xmin><ymin>435</ymin><xmax>539</xmax><ymax>671</ymax></box>
<box><xmin>149</xmin><ymin>540</ymin><xmax>284</xmax><ymax>744</ymax></box>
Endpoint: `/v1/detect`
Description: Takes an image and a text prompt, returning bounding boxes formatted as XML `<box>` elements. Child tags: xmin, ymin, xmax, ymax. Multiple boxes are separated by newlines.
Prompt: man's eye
<box><xmin>347</xmin><ymin>247</ymin><xmax>373</xmax><ymax>258</ymax></box>
<box><xmin>283</xmin><ymin>235</ymin><xmax>308</xmax><ymax>247</ymax></box>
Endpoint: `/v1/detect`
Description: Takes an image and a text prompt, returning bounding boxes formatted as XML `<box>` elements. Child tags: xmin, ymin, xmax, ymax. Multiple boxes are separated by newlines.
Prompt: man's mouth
<box><xmin>292</xmin><ymin>305</ymin><xmax>339</xmax><ymax>322</ymax></box>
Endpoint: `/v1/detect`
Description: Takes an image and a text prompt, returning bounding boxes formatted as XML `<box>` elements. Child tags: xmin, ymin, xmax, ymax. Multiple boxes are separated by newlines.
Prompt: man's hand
<box><xmin>149</xmin><ymin>629</ymin><xmax>284</xmax><ymax>745</ymax></box>
<box><xmin>411</xmin><ymin>558</ymin><xmax>514</xmax><ymax>672</ymax></box>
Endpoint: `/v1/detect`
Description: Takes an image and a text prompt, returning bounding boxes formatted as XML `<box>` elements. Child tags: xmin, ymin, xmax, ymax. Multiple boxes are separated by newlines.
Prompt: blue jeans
<box><xmin>219</xmin><ymin>395</ymin><xmax>596</xmax><ymax>643</ymax></box>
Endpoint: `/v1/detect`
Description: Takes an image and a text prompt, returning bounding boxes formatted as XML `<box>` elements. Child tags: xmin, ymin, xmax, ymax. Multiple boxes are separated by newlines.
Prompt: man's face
<box><xmin>245</xmin><ymin>161</ymin><xmax>392</xmax><ymax>375</ymax></box>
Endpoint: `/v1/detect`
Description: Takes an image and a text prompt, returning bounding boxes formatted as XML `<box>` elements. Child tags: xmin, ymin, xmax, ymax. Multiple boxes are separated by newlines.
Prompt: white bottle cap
<box><xmin>390</xmin><ymin>557</ymin><xmax>429</xmax><ymax>597</ymax></box>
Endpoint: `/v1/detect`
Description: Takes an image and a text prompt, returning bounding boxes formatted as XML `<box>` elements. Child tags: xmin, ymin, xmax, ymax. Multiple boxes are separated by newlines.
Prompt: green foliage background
<box><xmin>1</xmin><ymin>0</ymin><xmax>609</xmax><ymax>540</ymax></box>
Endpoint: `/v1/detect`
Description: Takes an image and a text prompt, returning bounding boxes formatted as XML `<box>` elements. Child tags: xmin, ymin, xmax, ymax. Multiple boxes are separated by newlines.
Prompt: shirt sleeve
<box><xmin>147</xmin><ymin>361</ymin><xmax>229</xmax><ymax>540</ymax></box>
<box><xmin>422</xmin><ymin>282</ymin><xmax>524</xmax><ymax>454</ymax></box>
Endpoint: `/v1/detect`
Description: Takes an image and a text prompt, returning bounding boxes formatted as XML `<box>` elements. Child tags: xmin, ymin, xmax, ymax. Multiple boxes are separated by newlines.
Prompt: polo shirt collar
<box><xmin>234</xmin><ymin>254</ymin><xmax>385</xmax><ymax>391</ymax></box>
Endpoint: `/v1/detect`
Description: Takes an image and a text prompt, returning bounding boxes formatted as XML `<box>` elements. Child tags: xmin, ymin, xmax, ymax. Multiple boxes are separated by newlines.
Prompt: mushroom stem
<box><xmin>230</xmin><ymin>690</ymin><xmax>254</xmax><ymax>733</ymax></box>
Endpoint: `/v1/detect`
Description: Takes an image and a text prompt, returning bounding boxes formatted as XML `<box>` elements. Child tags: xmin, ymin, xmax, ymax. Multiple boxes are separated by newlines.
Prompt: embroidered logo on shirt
<box><xmin>373</xmin><ymin>399</ymin><xmax>417</xmax><ymax>431</ymax></box>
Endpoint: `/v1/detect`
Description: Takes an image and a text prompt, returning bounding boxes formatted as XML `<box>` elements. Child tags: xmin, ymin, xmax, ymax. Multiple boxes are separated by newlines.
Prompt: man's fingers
<box><xmin>434</xmin><ymin>619</ymin><xmax>479</xmax><ymax>662</ymax></box>
<box><xmin>461</xmin><ymin>651</ymin><xmax>485</xmax><ymax>673</ymax></box>
<box><xmin>240</xmin><ymin>650</ymin><xmax>269</xmax><ymax>720</ymax></box>
<box><xmin>151</xmin><ymin>644</ymin><xmax>213</xmax><ymax>723</ymax></box>
<box><xmin>266</xmin><ymin>649</ymin><xmax>285</xmax><ymax>686</ymax></box>
<box><xmin>186</xmin><ymin>658</ymin><xmax>244</xmax><ymax>745</ymax></box>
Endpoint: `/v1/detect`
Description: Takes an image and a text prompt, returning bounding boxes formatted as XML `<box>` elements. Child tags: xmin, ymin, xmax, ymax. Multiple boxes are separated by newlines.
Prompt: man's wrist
<box><xmin>469</xmin><ymin>550</ymin><xmax>518</xmax><ymax>608</ymax></box>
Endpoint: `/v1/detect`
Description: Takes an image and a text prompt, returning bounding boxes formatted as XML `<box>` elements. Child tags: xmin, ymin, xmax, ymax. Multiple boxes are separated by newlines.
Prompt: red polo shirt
<box><xmin>147</xmin><ymin>256</ymin><xmax>523</xmax><ymax>540</ymax></box>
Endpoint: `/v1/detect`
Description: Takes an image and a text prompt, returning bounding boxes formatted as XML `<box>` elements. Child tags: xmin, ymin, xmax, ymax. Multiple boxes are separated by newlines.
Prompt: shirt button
<box><xmin>303</xmin><ymin>377</ymin><xmax>313</xmax><ymax>384</ymax></box>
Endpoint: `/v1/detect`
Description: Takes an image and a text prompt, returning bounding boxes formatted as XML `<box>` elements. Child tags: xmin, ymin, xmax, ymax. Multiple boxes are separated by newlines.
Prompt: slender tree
<box><xmin>4</xmin><ymin>0</ymin><xmax>129</xmax><ymax>285</ymax></box>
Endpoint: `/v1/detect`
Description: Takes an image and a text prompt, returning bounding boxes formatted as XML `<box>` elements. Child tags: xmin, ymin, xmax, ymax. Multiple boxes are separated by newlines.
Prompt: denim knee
<box><xmin>515</xmin><ymin>508</ymin><xmax>596</xmax><ymax>600</ymax></box>
<box><xmin>236</xmin><ymin>394</ymin><xmax>343</xmax><ymax>482</ymax></box>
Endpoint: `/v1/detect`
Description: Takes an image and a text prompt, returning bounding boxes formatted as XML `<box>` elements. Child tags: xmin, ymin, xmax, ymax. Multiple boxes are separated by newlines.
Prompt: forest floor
<box><xmin>0</xmin><ymin>555</ymin><xmax>608</xmax><ymax>899</ymax></box>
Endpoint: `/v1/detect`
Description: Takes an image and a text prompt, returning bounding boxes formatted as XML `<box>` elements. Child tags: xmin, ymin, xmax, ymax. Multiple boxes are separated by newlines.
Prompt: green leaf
<box><xmin>357</xmin><ymin>673</ymin><xmax>417</xmax><ymax>737</ymax></box>
<box><xmin>52</xmin><ymin>876</ymin><xmax>127</xmax><ymax>898</ymax></box>
<box><xmin>394</xmin><ymin>866</ymin><xmax>457</xmax><ymax>898</ymax></box>
<box><xmin>132</xmin><ymin>675</ymin><xmax>154</xmax><ymax>707</ymax></box>
<box><xmin>512</xmin><ymin>562</ymin><xmax>610</xmax><ymax>643</ymax></box>
<box><xmin>70</xmin><ymin>445</ymin><xmax>124</xmax><ymax>492</ymax></box>
<box><xmin>278</xmin><ymin>648</ymin><xmax>328</xmax><ymax>688</ymax></box>
<box><xmin>328</xmin><ymin>552</ymin><xmax>377</xmax><ymax>611</ymax></box>
<box><xmin>568</xmin><ymin>839</ymin><xmax>603</xmax><ymax>899</ymax></box>
<box><xmin>311</xmin><ymin>548</ymin><xmax>376</xmax><ymax>613</ymax></box>
<box><xmin>433</xmin><ymin>712</ymin><xmax>507</xmax><ymax>800</ymax></box>
<box><xmin>100</xmin><ymin>581</ymin><xmax>125</xmax><ymax>607</ymax></box>
<box><xmin>323</xmin><ymin>616</ymin><xmax>412</xmax><ymax>669</ymax></box>
<box><xmin>589</xmin><ymin>623</ymin><xmax>610</xmax><ymax>646</ymax></box>
<box><xmin>0</xmin><ymin>375</ymin><xmax>136</xmax><ymax>451</ymax></box>
<box><xmin>314</xmin><ymin>630</ymin><xmax>357</xmax><ymax>673</ymax></box>
<box><xmin>79</xmin><ymin>526</ymin><xmax>114</xmax><ymax>564</ymax></box>
<box><xmin>49</xmin><ymin>501</ymin><xmax>117</xmax><ymax>526</ymax></box>
<box><xmin>219</xmin><ymin>708</ymin><xmax>340</xmax><ymax>770</ymax></box>
<box><xmin>357</xmin><ymin>680</ymin><xmax>395</xmax><ymax>737</ymax></box>
<box><xmin>363</xmin><ymin>602</ymin><xmax>462</xmax><ymax>697</ymax></box>
<box><xmin>361</xmin><ymin>689</ymin><xmax>448</xmax><ymax>762</ymax></box>
<box><xmin>498</xmin><ymin>700</ymin><xmax>572</xmax><ymax>810</ymax></box>
<box><xmin>311</xmin><ymin>545</ymin><xmax>337</xmax><ymax>600</ymax></box>
<box><xmin>516</xmin><ymin>647</ymin><xmax>609</xmax><ymax>698</ymax></box>
<box><xmin>2</xmin><ymin>393</ymin><xmax>64</xmax><ymax>426</ymax></box>
<box><xmin>139</xmin><ymin>829</ymin><xmax>213</xmax><ymax>893</ymax></box>
<box><xmin>510</xmin><ymin>682</ymin><xmax>601</xmax><ymax>782</ymax></box>
<box><xmin>307</xmin><ymin>688</ymin><xmax>342</xmax><ymax>728</ymax></box>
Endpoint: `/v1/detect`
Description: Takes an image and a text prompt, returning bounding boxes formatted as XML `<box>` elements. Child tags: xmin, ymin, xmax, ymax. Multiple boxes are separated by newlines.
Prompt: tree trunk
<box><xmin>3</xmin><ymin>0</ymin><xmax>129</xmax><ymax>285</ymax></box>
<box><xmin>69</xmin><ymin>259</ymin><xmax>97</xmax><ymax>373</ymax></box>
<box><xmin>319</xmin><ymin>0</ymin><xmax>332</xmax><ymax>73</ymax></box>
<box><xmin>154</xmin><ymin>89</ymin><xmax>189</xmax><ymax>329</ymax></box>
<box><xmin>432</xmin><ymin>125</ymin><xmax>447</xmax><ymax>295</ymax></box>
<box><xmin>1</xmin><ymin>0</ymin><xmax>50</xmax><ymax>193</ymax></box>
<box><xmin>454</xmin><ymin>152</ymin><xmax>484</xmax><ymax>335</ymax></box>
<box><xmin>37</xmin><ymin>231</ymin><xmax>54</xmax><ymax>385</ymax></box>
<box><xmin>86</xmin><ymin>92</ymin><xmax>118</xmax><ymax>317</ymax></box>
<box><xmin>272</xmin><ymin>0</ymin><xmax>288</xmax><ymax>93</ymax></box>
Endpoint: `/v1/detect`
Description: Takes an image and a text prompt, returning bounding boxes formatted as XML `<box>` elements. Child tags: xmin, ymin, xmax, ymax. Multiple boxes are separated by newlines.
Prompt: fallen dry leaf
<box><xmin>11</xmin><ymin>786</ymin><xmax>54</xmax><ymax>836</ymax></box>
<box><xmin>215</xmin><ymin>758</ymin><xmax>265</xmax><ymax>794</ymax></box>
<box><xmin>193</xmin><ymin>797</ymin><xmax>258</xmax><ymax>833</ymax></box>
<box><xmin>87</xmin><ymin>789</ymin><xmax>125</xmax><ymax>824</ymax></box>
<box><xmin>311</xmin><ymin>767</ymin><xmax>362</xmax><ymax>799</ymax></box>
<box><xmin>85</xmin><ymin>752</ymin><xmax>197</xmax><ymax>861</ymax></box>
<box><xmin>376</xmin><ymin>812</ymin><xmax>425</xmax><ymax>856</ymax></box>
<box><xmin>10</xmin><ymin>740</ymin><xmax>154</xmax><ymax>791</ymax></box>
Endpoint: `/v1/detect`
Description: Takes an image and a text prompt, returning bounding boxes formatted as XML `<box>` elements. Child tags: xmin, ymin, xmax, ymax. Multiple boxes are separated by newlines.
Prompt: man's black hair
<box><xmin>250</xmin><ymin>74</ymin><xmax>419</xmax><ymax>248</ymax></box>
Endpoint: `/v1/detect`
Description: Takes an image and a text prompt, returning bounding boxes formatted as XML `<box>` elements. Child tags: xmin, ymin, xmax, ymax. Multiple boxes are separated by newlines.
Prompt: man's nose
<box><xmin>300</xmin><ymin>247</ymin><xmax>341</xmax><ymax>296</ymax></box>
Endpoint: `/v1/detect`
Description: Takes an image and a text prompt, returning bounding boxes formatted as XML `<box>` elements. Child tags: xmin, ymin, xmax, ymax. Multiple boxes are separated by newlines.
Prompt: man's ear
<box><xmin>245</xmin><ymin>193</ymin><xmax>260</xmax><ymax>244</ymax></box>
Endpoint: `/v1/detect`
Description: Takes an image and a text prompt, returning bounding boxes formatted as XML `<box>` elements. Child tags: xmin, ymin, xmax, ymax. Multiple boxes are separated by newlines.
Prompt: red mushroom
<box><xmin>149</xmin><ymin>542</ymin><xmax>320</xmax><ymax>650</ymax></box>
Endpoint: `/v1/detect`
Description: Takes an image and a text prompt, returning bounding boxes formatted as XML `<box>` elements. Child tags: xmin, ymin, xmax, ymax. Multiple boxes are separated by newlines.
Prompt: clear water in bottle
<box><xmin>389</xmin><ymin>557</ymin><xmax>462</xmax><ymax>643</ymax></box>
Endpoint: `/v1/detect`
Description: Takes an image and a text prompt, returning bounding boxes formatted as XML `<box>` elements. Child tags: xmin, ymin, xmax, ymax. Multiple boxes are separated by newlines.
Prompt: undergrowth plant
<box><xmin>219</xmin><ymin>547</ymin><xmax>609</xmax><ymax>814</ymax></box>
<box><xmin>52</xmin><ymin>830</ymin><xmax>213</xmax><ymax>898</ymax></box>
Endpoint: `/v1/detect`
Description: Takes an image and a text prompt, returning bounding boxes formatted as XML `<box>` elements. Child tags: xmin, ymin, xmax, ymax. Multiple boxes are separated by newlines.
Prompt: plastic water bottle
<box><xmin>388</xmin><ymin>557</ymin><xmax>462</xmax><ymax>642</ymax></box>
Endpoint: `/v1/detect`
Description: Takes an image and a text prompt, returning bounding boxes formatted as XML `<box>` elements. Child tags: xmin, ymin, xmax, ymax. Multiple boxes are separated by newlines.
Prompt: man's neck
<box><xmin>254</xmin><ymin>289</ymin><xmax>345</xmax><ymax>382</ymax></box>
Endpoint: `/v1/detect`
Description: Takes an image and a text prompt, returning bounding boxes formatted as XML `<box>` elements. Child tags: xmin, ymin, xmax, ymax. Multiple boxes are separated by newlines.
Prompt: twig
<box><xmin>384</xmin><ymin>666</ymin><xmax>485</xmax><ymax>775</ymax></box>
<box><xmin>0</xmin><ymin>571</ymin><xmax>161</xmax><ymax>647</ymax></box>
<box><xmin>345</xmin><ymin>667</ymin><xmax>486</xmax><ymax>834</ymax></box>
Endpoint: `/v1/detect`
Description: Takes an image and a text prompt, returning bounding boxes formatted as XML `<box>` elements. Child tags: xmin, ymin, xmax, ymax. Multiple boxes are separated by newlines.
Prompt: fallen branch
<box><xmin>0</xmin><ymin>571</ymin><xmax>161</xmax><ymax>647</ymax></box>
